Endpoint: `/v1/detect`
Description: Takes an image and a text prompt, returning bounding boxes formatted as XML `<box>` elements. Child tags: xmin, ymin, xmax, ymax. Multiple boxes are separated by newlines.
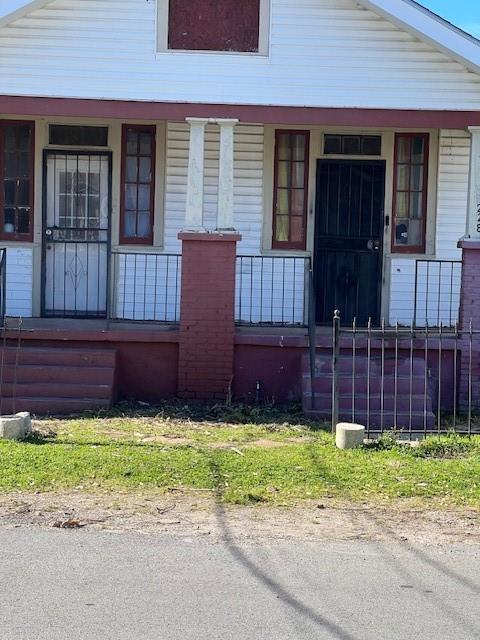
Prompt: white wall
<box><xmin>0</xmin><ymin>0</ymin><xmax>479</xmax><ymax>110</ymax></box>
<box><xmin>389</xmin><ymin>129</ymin><xmax>470</xmax><ymax>326</ymax></box>
<box><xmin>4</xmin><ymin>246</ymin><xmax>33</xmax><ymax>317</ymax></box>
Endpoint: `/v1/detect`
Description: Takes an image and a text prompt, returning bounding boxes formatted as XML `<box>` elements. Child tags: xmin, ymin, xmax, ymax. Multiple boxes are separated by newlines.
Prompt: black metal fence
<box><xmin>235</xmin><ymin>256</ymin><xmax>310</xmax><ymax>326</ymax></box>
<box><xmin>309</xmin><ymin>314</ymin><xmax>480</xmax><ymax>437</ymax></box>
<box><xmin>0</xmin><ymin>249</ymin><xmax>6</xmax><ymax>323</ymax></box>
<box><xmin>413</xmin><ymin>259</ymin><xmax>462</xmax><ymax>328</ymax></box>
<box><xmin>111</xmin><ymin>252</ymin><xmax>181</xmax><ymax>323</ymax></box>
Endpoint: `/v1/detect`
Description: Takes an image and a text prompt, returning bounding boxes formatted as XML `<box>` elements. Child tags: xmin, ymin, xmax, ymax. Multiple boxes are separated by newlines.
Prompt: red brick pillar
<box><xmin>458</xmin><ymin>240</ymin><xmax>480</xmax><ymax>410</ymax></box>
<box><xmin>177</xmin><ymin>232</ymin><xmax>240</xmax><ymax>401</ymax></box>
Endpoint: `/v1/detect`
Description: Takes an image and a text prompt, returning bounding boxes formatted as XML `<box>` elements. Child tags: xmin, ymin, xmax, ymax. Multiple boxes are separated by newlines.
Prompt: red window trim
<box><xmin>391</xmin><ymin>132</ymin><xmax>429</xmax><ymax>255</ymax></box>
<box><xmin>0</xmin><ymin>119</ymin><xmax>35</xmax><ymax>243</ymax></box>
<box><xmin>120</xmin><ymin>124</ymin><xmax>156</xmax><ymax>246</ymax></box>
<box><xmin>272</xmin><ymin>129</ymin><xmax>310</xmax><ymax>251</ymax></box>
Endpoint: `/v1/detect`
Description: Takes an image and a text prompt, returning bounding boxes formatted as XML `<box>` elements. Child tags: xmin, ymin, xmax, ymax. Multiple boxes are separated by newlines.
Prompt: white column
<box><xmin>466</xmin><ymin>126</ymin><xmax>480</xmax><ymax>240</ymax></box>
<box><xmin>184</xmin><ymin>117</ymin><xmax>208</xmax><ymax>231</ymax></box>
<box><xmin>216</xmin><ymin>119</ymin><xmax>239</xmax><ymax>231</ymax></box>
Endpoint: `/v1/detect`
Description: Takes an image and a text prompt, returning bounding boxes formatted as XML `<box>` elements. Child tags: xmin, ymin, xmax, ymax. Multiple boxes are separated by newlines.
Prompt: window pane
<box><xmin>396</xmin><ymin>192</ymin><xmax>409</xmax><ymax>218</ymax></box>
<box><xmin>18</xmin><ymin>208</ymin><xmax>30</xmax><ymax>234</ymax></box>
<box><xmin>4</xmin><ymin>153</ymin><xmax>17</xmax><ymax>178</ymax></box>
<box><xmin>291</xmin><ymin>216</ymin><xmax>304</xmax><ymax>243</ymax></box>
<box><xmin>396</xmin><ymin>164</ymin><xmax>409</xmax><ymax>191</ymax></box>
<box><xmin>362</xmin><ymin>136</ymin><xmax>382</xmax><ymax>155</ymax></box>
<box><xmin>277</xmin><ymin>162</ymin><xmax>290</xmax><ymax>188</ymax></box>
<box><xmin>138</xmin><ymin>185</ymin><xmax>150</xmax><ymax>210</ymax></box>
<box><xmin>277</xmin><ymin>135</ymin><xmax>291</xmax><ymax>161</ymax></box>
<box><xmin>139</xmin><ymin>157</ymin><xmax>152</xmax><ymax>183</ymax></box>
<box><xmin>410</xmin><ymin>192</ymin><xmax>423</xmax><ymax>219</ymax></box>
<box><xmin>410</xmin><ymin>165</ymin><xmax>423</xmax><ymax>191</ymax></box>
<box><xmin>411</xmin><ymin>137</ymin><xmax>425</xmax><ymax>163</ymax></box>
<box><xmin>125</xmin><ymin>184</ymin><xmax>137</xmax><ymax>210</ymax></box>
<box><xmin>4</xmin><ymin>180</ymin><xmax>15</xmax><ymax>205</ymax></box>
<box><xmin>49</xmin><ymin>125</ymin><xmax>108</xmax><ymax>147</ymax></box>
<box><xmin>292</xmin><ymin>135</ymin><xmax>306</xmax><ymax>161</ymax></box>
<box><xmin>324</xmin><ymin>135</ymin><xmax>341</xmax><ymax>155</ymax></box>
<box><xmin>139</xmin><ymin>133</ymin><xmax>152</xmax><ymax>155</ymax></box>
<box><xmin>397</xmin><ymin>137</ymin><xmax>410</xmax><ymax>163</ymax></box>
<box><xmin>275</xmin><ymin>216</ymin><xmax>289</xmax><ymax>242</ymax></box>
<box><xmin>4</xmin><ymin>127</ymin><xmax>16</xmax><ymax>152</ymax></box>
<box><xmin>126</xmin><ymin>130</ymin><xmax>138</xmax><ymax>155</ymax></box>
<box><xmin>292</xmin><ymin>162</ymin><xmax>305</xmax><ymax>188</ymax></box>
<box><xmin>126</xmin><ymin>157</ymin><xmax>138</xmax><ymax>183</ymax></box>
<box><xmin>342</xmin><ymin>136</ymin><xmax>361</xmax><ymax>155</ymax></box>
<box><xmin>124</xmin><ymin>211</ymin><xmax>137</xmax><ymax>237</ymax></box>
<box><xmin>275</xmin><ymin>189</ymin><xmax>289</xmax><ymax>215</ymax></box>
<box><xmin>291</xmin><ymin>189</ymin><xmax>305</xmax><ymax>216</ymax></box>
<box><xmin>17</xmin><ymin>180</ymin><xmax>30</xmax><ymax>206</ymax></box>
<box><xmin>137</xmin><ymin>212</ymin><xmax>151</xmax><ymax>238</ymax></box>
<box><xmin>4</xmin><ymin>208</ymin><xmax>15</xmax><ymax>233</ymax></box>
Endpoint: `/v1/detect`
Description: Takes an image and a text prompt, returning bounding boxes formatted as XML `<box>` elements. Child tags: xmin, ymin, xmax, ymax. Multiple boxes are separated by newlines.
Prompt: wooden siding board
<box><xmin>0</xmin><ymin>0</ymin><xmax>479</xmax><ymax>109</ymax></box>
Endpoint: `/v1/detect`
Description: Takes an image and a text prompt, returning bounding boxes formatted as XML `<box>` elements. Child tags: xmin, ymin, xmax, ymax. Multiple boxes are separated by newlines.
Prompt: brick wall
<box><xmin>177</xmin><ymin>232</ymin><xmax>240</xmax><ymax>401</ymax></box>
<box><xmin>458</xmin><ymin>241</ymin><xmax>480</xmax><ymax>410</ymax></box>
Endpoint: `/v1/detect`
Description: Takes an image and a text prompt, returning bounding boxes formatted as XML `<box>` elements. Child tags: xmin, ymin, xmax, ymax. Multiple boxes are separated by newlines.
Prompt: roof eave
<box><xmin>359</xmin><ymin>0</ymin><xmax>480</xmax><ymax>76</ymax></box>
<box><xmin>0</xmin><ymin>0</ymin><xmax>51</xmax><ymax>28</ymax></box>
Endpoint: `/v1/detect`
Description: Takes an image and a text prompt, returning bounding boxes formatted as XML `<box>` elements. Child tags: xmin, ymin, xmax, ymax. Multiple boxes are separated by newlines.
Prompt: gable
<box><xmin>0</xmin><ymin>0</ymin><xmax>479</xmax><ymax>110</ymax></box>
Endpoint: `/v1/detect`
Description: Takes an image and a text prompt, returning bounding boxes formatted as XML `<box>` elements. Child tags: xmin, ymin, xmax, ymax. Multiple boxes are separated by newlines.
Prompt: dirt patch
<box><xmin>0</xmin><ymin>491</ymin><xmax>478</xmax><ymax>546</ymax></box>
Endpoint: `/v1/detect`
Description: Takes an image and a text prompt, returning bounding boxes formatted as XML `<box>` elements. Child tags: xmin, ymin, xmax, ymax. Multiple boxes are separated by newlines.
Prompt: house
<box><xmin>0</xmin><ymin>0</ymin><xmax>479</xmax><ymax>424</ymax></box>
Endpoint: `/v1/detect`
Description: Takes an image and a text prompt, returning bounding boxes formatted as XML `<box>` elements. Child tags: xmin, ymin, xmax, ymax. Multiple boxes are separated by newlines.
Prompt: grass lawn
<box><xmin>0</xmin><ymin>403</ymin><xmax>479</xmax><ymax>508</ymax></box>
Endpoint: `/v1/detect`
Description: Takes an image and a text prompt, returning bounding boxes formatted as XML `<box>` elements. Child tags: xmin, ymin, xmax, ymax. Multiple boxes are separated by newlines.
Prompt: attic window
<box><xmin>158</xmin><ymin>0</ymin><xmax>270</xmax><ymax>55</ymax></box>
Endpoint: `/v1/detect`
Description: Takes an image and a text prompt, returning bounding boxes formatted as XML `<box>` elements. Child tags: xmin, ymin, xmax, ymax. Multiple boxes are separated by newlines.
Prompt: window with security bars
<box><xmin>0</xmin><ymin>121</ymin><xmax>34</xmax><ymax>241</ymax></box>
<box><xmin>392</xmin><ymin>133</ymin><xmax>429</xmax><ymax>253</ymax></box>
<box><xmin>120</xmin><ymin>125</ymin><xmax>156</xmax><ymax>245</ymax></box>
<box><xmin>272</xmin><ymin>130</ymin><xmax>309</xmax><ymax>250</ymax></box>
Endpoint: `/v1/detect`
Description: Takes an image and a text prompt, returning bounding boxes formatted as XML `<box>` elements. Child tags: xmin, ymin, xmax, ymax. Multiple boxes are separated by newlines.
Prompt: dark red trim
<box><xmin>391</xmin><ymin>132</ymin><xmax>429</xmax><ymax>255</ymax></box>
<box><xmin>1</xmin><ymin>95</ymin><xmax>480</xmax><ymax>128</ymax></box>
<box><xmin>0</xmin><ymin>119</ymin><xmax>35</xmax><ymax>242</ymax></box>
<box><xmin>458</xmin><ymin>239</ymin><xmax>480</xmax><ymax>249</ymax></box>
<box><xmin>120</xmin><ymin>124</ymin><xmax>156</xmax><ymax>246</ymax></box>
<box><xmin>272</xmin><ymin>130</ymin><xmax>310</xmax><ymax>250</ymax></box>
<box><xmin>178</xmin><ymin>232</ymin><xmax>242</xmax><ymax>242</ymax></box>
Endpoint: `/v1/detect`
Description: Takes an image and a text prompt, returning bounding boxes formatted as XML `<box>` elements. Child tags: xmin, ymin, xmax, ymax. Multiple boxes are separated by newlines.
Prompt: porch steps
<box><xmin>0</xmin><ymin>346</ymin><xmax>117</xmax><ymax>415</ymax></box>
<box><xmin>302</xmin><ymin>353</ymin><xmax>436</xmax><ymax>430</ymax></box>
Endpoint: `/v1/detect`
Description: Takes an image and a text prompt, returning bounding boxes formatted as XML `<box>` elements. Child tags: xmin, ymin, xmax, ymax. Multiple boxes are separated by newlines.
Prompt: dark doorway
<box><xmin>314</xmin><ymin>159</ymin><xmax>385</xmax><ymax>326</ymax></box>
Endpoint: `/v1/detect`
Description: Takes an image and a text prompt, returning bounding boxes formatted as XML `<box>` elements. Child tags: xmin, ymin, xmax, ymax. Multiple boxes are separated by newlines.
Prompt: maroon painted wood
<box><xmin>168</xmin><ymin>0</ymin><xmax>260</xmax><ymax>52</ymax></box>
<box><xmin>272</xmin><ymin>130</ymin><xmax>310</xmax><ymax>250</ymax></box>
<box><xmin>1</xmin><ymin>96</ymin><xmax>480</xmax><ymax>128</ymax></box>
<box><xmin>0</xmin><ymin>119</ymin><xmax>35</xmax><ymax>242</ymax></box>
<box><xmin>120</xmin><ymin>124</ymin><xmax>156</xmax><ymax>246</ymax></box>
<box><xmin>391</xmin><ymin>132</ymin><xmax>429</xmax><ymax>254</ymax></box>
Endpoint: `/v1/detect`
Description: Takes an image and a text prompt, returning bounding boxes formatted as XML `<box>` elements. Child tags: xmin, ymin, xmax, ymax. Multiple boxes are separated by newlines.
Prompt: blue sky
<box><xmin>419</xmin><ymin>1</ymin><xmax>480</xmax><ymax>38</ymax></box>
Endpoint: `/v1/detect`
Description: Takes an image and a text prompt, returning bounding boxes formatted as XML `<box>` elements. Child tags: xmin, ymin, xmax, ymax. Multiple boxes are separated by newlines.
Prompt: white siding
<box><xmin>389</xmin><ymin>130</ymin><xmax>469</xmax><ymax>326</ymax></box>
<box><xmin>164</xmin><ymin>122</ymin><xmax>264</xmax><ymax>254</ymax></box>
<box><xmin>4</xmin><ymin>246</ymin><xmax>33</xmax><ymax>317</ymax></box>
<box><xmin>0</xmin><ymin>0</ymin><xmax>479</xmax><ymax>110</ymax></box>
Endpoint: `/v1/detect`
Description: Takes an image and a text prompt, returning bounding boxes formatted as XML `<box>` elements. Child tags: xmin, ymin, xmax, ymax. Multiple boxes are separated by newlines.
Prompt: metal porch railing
<box><xmin>111</xmin><ymin>252</ymin><xmax>181</xmax><ymax>323</ymax></box>
<box><xmin>235</xmin><ymin>256</ymin><xmax>310</xmax><ymax>326</ymax></box>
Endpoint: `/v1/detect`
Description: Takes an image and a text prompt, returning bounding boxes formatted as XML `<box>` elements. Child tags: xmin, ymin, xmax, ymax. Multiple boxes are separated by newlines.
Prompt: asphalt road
<box><xmin>0</xmin><ymin>527</ymin><xmax>479</xmax><ymax>640</ymax></box>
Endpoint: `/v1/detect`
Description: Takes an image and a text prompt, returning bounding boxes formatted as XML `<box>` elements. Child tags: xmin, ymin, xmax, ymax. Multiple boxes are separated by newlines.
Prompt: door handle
<box><xmin>45</xmin><ymin>228</ymin><xmax>53</xmax><ymax>237</ymax></box>
<box><xmin>367</xmin><ymin>239</ymin><xmax>381</xmax><ymax>252</ymax></box>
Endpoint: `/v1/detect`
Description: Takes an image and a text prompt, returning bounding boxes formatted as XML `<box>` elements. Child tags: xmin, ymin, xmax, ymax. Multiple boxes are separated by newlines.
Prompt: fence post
<box><xmin>307</xmin><ymin>265</ymin><xmax>316</xmax><ymax>410</ymax></box>
<box><xmin>332</xmin><ymin>309</ymin><xmax>341</xmax><ymax>434</ymax></box>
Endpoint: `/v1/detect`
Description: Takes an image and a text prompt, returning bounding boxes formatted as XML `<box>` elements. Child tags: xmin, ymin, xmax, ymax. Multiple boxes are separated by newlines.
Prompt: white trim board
<box><xmin>1</xmin><ymin>0</ymin><xmax>480</xmax><ymax>75</ymax></box>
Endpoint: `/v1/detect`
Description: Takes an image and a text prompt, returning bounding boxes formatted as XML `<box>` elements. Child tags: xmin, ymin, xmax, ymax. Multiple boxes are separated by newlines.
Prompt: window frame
<box><xmin>0</xmin><ymin>119</ymin><xmax>35</xmax><ymax>243</ymax></box>
<box><xmin>157</xmin><ymin>0</ymin><xmax>270</xmax><ymax>56</ymax></box>
<box><xmin>272</xmin><ymin>129</ymin><xmax>310</xmax><ymax>251</ymax></box>
<box><xmin>119</xmin><ymin>124</ymin><xmax>157</xmax><ymax>246</ymax></box>
<box><xmin>391</xmin><ymin>132</ymin><xmax>430</xmax><ymax>255</ymax></box>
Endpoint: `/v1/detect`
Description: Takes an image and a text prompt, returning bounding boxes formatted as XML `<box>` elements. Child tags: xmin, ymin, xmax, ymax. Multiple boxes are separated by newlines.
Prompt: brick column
<box><xmin>177</xmin><ymin>232</ymin><xmax>241</xmax><ymax>401</ymax></box>
<box><xmin>458</xmin><ymin>240</ymin><xmax>480</xmax><ymax>410</ymax></box>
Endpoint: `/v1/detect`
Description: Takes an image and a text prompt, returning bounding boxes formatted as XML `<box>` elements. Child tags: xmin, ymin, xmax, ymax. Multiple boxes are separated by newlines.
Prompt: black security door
<box><xmin>314</xmin><ymin>160</ymin><xmax>385</xmax><ymax>325</ymax></box>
